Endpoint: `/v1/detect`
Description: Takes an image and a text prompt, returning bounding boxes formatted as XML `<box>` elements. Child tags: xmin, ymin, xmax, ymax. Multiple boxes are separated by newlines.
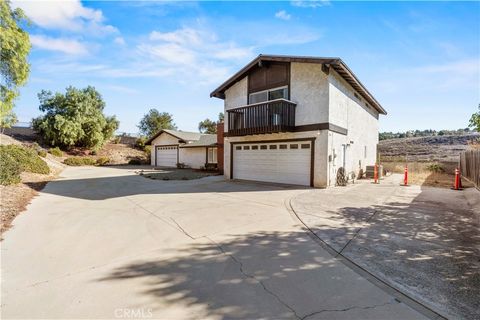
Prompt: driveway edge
<box><xmin>284</xmin><ymin>195</ymin><xmax>447</xmax><ymax>320</ymax></box>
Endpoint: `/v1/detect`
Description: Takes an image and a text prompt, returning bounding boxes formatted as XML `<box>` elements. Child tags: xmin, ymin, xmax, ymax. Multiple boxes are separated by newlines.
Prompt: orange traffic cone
<box><xmin>403</xmin><ymin>166</ymin><xmax>408</xmax><ymax>186</ymax></box>
<box><xmin>452</xmin><ymin>168</ymin><xmax>463</xmax><ymax>190</ymax></box>
<box><xmin>373</xmin><ymin>163</ymin><xmax>378</xmax><ymax>184</ymax></box>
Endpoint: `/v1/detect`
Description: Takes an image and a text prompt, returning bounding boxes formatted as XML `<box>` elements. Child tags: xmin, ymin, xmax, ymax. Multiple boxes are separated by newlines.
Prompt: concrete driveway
<box><xmin>291</xmin><ymin>175</ymin><xmax>480</xmax><ymax>320</ymax></box>
<box><xmin>2</xmin><ymin>166</ymin><xmax>430</xmax><ymax>319</ymax></box>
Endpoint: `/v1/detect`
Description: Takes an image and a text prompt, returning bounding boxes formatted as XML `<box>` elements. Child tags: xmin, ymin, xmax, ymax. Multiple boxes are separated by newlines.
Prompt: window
<box><xmin>260</xmin><ymin>145</ymin><xmax>267</xmax><ymax>150</ymax></box>
<box><xmin>249</xmin><ymin>91</ymin><xmax>268</xmax><ymax>104</ymax></box>
<box><xmin>243</xmin><ymin>146</ymin><xmax>250</xmax><ymax>150</ymax></box>
<box><xmin>236</xmin><ymin>146</ymin><xmax>241</xmax><ymax>150</ymax></box>
<box><xmin>252</xmin><ymin>145</ymin><xmax>259</xmax><ymax>150</ymax></box>
<box><xmin>364</xmin><ymin>146</ymin><xmax>367</xmax><ymax>158</ymax></box>
<box><xmin>208</xmin><ymin>148</ymin><xmax>217</xmax><ymax>164</ymax></box>
<box><xmin>290</xmin><ymin>144</ymin><xmax>298</xmax><ymax>149</ymax></box>
<box><xmin>279</xmin><ymin>144</ymin><xmax>287</xmax><ymax>149</ymax></box>
<box><xmin>269</xmin><ymin>145</ymin><xmax>277</xmax><ymax>149</ymax></box>
<box><xmin>249</xmin><ymin>86</ymin><xmax>288</xmax><ymax>104</ymax></box>
<box><xmin>301</xmin><ymin>144</ymin><xmax>310</xmax><ymax>149</ymax></box>
<box><xmin>268</xmin><ymin>87</ymin><xmax>288</xmax><ymax>100</ymax></box>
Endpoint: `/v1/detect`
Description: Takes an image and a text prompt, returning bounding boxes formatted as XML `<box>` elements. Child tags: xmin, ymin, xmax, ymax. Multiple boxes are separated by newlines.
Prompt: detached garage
<box><xmin>231</xmin><ymin>139</ymin><xmax>314</xmax><ymax>186</ymax></box>
<box><xmin>146</xmin><ymin>129</ymin><xmax>219</xmax><ymax>169</ymax></box>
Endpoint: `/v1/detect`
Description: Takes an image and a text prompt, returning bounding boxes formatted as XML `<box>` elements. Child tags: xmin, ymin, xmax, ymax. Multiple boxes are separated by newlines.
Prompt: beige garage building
<box><xmin>146</xmin><ymin>129</ymin><xmax>218</xmax><ymax>169</ymax></box>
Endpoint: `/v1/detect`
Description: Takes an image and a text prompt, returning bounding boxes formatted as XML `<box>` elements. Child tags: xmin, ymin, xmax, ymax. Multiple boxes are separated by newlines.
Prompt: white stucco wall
<box><xmin>224</xmin><ymin>131</ymin><xmax>329</xmax><ymax>187</ymax></box>
<box><xmin>327</xmin><ymin>69</ymin><xmax>380</xmax><ymax>183</ymax></box>
<box><xmin>224</xmin><ymin>77</ymin><xmax>248</xmax><ymax>132</ymax></box>
<box><xmin>180</xmin><ymin>148</ymin><xmax>206</xmax><ymax>169</ymax></box>
<box><xmin>290</xmin><ymin>62</ymin><xmax>329</xmax><ymax>125</ymax></box>
<box><xmin>219</xmin><ymin>62</ymin><xmax>382</xmax><ymax>187</ymax></box>
<box><xmin>150</xmin><ymin>133</ymin><xmax>181</xmax><ymax>166</ymax></box>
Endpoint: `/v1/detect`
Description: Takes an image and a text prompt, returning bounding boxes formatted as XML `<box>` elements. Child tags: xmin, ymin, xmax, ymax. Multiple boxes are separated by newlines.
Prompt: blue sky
<box><xmin>11</xmin><ymin>0</ymin><xmax>480</xmax><ymax>134</ymax></box>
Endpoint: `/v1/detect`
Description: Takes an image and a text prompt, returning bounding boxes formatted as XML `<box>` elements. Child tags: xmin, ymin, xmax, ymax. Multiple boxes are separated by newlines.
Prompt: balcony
<box><xmin>227</xmin><ymin>99</ymin><xmax>296</xmax><ymax>136</ymax></box>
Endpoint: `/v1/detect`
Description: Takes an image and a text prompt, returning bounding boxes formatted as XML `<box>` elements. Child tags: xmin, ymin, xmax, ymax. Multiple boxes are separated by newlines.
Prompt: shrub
<box><xmin>128</xmin><ymin>158</ymin><xmax>143</xmax><ymax>165</ymax></box>
<box><xmin>90</xmin><ymin>149</ymin><xmax>97</xmax><ymax>155</ymax></box>
<box><xmin>0</xmin><ymin>145</ymin><xmax>50</xmax><ymax>174</ymax></box>
<box><xmin>64</xmin><ymin>157</ymin><xmax>96</xmax><ymax>166</ymax></box>
<box><xmin>0</xmin><ymin>148</ymin><xmax>21</xmax><ymax>185</ymax></box>
<box><xmin>112</xmin><ymin>137</ymin><xmax>121</xmax><ymax>144</ymax></box>
<box><xmin>96</xmin><ymin>157</ymin><xmax>110</xmax><ymax>166</ymax></box>
<box><xmin>144</xmin><ymin>144</ymin><xmax>151</xmax><ymax>154</ymax></box>
<box><xmin>426</xmin><ymin>163</ymin><xmax>444</xmax><ymax>173</ymax></box>
<box><xmin>37</xmin><ymin>149</ymin><xmax>47</xmax><ymax>158</ymax></box>
<box><xmin>49</xmin><ymin>147</ymin><xmax>63</xmax><ymax>157</ymax></box>
<box><xmin>0</xmin><ymin>145</ymin><xmax>50</xmax><ymax>185</ymax></box>
<box><xmin>135</xmin><ymin>137</ymin><xmax>147</xmax><ymax>150</ymax></box>
<box><xmin>31</xmin><ymin>142</ymin><xmax>41</xmax><ymax>151</ymax></box>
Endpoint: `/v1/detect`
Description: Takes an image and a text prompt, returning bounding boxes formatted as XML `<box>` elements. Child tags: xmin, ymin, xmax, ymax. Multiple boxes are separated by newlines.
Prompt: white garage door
<box><xmin>155</xmin><ymin>145</ymin><xmax>178</xmax><ymax>167</ymax></box>
<box><xmin>232</xmin><ymin>141</ymin><xmax>312</xmax><ymax>186</ymax></box>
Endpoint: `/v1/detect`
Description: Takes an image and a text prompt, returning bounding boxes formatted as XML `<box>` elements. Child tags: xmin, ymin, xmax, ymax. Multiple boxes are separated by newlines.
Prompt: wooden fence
<box><xmin>460</xmin><ymin>150</ymin><xmax>480</xmax><ymax>189</ymax></box>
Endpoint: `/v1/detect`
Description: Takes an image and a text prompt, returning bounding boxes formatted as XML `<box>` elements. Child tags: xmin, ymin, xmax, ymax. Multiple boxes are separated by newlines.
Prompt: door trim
<box><xmin>230</xmin><ymin>137</ymin><xmax>316</xmax><ymax>187</ymax></box>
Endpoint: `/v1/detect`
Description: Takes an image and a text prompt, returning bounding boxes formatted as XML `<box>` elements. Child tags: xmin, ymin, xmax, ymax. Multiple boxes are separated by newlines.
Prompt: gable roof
<box><xmin>146</xmin><ymin>129</ymin><xmax>204</xmax><ymax>145</ymax></box>
<box><xmin>210</xmin><ymin>54</ymin><xmax>387</xmax><ymax>115</ymax></box>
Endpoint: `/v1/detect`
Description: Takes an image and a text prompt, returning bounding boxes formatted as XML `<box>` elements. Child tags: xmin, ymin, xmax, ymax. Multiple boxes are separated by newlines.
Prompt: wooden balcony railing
<box><xmin>227</xmin><ymin>99</ymin><xmax>296</xmax><ymax>136</ymax></box>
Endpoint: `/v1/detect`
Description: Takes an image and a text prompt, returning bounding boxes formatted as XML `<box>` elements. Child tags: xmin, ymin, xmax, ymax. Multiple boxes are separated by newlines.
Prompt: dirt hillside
<box><xmin>379</xmin><ymin>133</ymin><xmax>479</xmax><ymax>162</ymax></box>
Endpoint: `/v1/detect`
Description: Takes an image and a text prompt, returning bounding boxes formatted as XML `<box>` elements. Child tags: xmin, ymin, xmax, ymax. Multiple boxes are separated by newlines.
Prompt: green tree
<box><xmin>138</xmin><ymin>109</ymin><xmax>176</xmax><ymax>137</ymax></box>
<box><xmin>32</xmin><ymin>86</ymin><xmax>119</xmax><ymax>150</ymax></box>
<box><xmin>0</xmin><ymin>0</ymin><xmax>31</xmax><ymax>129</ymax></box>
<box><xmin>469</xmin><ymin>104</ymin><xmax>480</xmax><ymax>132</ymax></box>
<box><xmin>198</xmin><ymin>112</ymin><xmax>224</xmax><ymax>134</ymax></box>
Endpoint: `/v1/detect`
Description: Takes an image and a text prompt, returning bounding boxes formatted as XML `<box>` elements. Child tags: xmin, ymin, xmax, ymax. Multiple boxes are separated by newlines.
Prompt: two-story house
<box><xmin>210</xmin><ymin>54</ymin><xmax>387</xmax><ymax>187</ymax></box>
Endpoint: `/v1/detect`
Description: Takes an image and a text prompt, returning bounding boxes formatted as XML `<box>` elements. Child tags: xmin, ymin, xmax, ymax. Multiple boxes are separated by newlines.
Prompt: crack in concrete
<box><xmin>169</xmin><ymin>217</ymin><xmax>195</xmax><ymax>240</ymax></box>
<box><xmin>337</xmin><ymin>187</ymin><xmax>400</xmax><ymax>256</ymax></box>
<box><xmin>205</xmin><ymin>236</ymin><xmax>302</xmax><ymax>320</ymax></box>
<box><xmin>301</xmin><ymin>300</ymin><xmax>395</xmax><ymax>320</ymax></box>
<box><xmin>123</xmin><ymin>196</ymin><xmax>196</xmax><ymax>240</ymax></box>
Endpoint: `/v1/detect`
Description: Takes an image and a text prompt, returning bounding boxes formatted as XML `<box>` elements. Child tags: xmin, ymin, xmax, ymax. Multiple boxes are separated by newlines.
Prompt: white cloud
<box><xmin>149</xmin><ymin>28</ymin><xmax>206</xmax><ymax>46</ymax></box>
<box><xmin>275</xmin><ymin>10</ymin><xmax>291</xmax><ymax>20</ymax></box>
<box><xmin>12</xmin><ymin>0</ymin><xmax>117</xmax><ymax>35</ymax></box>
<box><xmin>30</xmin><ymin>35</ymin><xmax>89</xmax><ymax>55</ymax></box>
<box><xmin>114</xmin><ymin>37</ymin><xmax>126</xmax><ymax>45</ymax></box>
<box><xmin>414</xmin><ymin>59</ymin><xmax>479</xmax><ymax>75</ymax></box>
<box><xmin>136</xmin><ymin>25</ymin><xmax>255</xmax><ymax>84</ymax></box>
<box><xmin>291</xmin><ymin>0</ymin><xmax>330</xmax><ymax>8</ymax></box>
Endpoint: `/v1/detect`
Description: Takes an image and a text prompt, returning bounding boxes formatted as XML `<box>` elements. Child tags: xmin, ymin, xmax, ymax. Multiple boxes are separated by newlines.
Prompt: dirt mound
<box><xmin>96</xmin><ymin>143</ymin><xmax>148</xmax><ymax>165</ymax></box>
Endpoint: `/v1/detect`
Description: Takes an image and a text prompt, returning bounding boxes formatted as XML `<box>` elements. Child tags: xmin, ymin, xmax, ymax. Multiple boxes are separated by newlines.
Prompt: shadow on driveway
<box><xmin>292</xmin><ymin>184</ymin><xmax>480</xmax><ymax>319</ymax></box>
<box><xmin>35</xmin><ymin>166</ymin><xmax>310</xmax><ymax>201</ymax></box>
<box><xmin>97</xmin><ymin>231</ymin><xmax>413</xmax><ymax>320</ymax></box>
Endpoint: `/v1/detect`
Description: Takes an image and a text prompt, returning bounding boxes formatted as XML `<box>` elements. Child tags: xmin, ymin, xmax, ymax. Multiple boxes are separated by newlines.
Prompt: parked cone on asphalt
<box><xmin>452</xmin><ymin>168</ymin><xmax>463</xmax><ymax>190</ymax></box>
<box><xmin>403</xmin><ymin>166</ymin><xmax>408</xmax><ymax>186</ymax></box>
<box><xmin>374</xmin><ymin>163</ymin><xmax>378</xmax><ymax>184</ymax></box>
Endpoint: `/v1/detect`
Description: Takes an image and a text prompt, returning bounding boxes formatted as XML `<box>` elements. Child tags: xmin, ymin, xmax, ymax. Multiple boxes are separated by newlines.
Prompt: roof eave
<box><xmin>210</xmin><ymin>54</ymin><xmax>387</xmax><ymax>115</ymax></box>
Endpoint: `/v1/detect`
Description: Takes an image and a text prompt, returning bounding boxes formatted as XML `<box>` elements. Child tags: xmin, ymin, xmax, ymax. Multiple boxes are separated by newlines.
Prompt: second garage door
<box><xmin>155</xmin><ymin>146</ymin><xmax>178</xmax><ymax>167</ymax></box>
<box><xmin>232</xmin><ymin>141</ymin><xmax>312</xmax><ymax>186</ymax></box>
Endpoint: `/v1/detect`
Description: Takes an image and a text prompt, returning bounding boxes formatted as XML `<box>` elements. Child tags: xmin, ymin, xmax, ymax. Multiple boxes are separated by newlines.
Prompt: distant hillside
<box><xmin>379</xmin><ymin>128</ymin><xmax>473</xmax><ymax>140</ymax></box>
<box><xmin>378</xmin><ymin>133</ymin><xmax>479</xmax><ymax>162</ymax></box>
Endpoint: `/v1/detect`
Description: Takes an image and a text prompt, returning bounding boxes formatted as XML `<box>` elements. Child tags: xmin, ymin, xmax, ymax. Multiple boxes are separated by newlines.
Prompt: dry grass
<box><xmin>382</xmin><ymin>161</ymin><xmax>474</xmax><ymax>188</ymax></box>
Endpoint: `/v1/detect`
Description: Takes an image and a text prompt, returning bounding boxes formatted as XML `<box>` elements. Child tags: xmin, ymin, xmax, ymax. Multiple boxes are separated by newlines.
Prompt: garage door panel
<box><xmin>232</xmin><ymin>141</ymin><xmax>312</xmax><ymax>186</ymax></box>
<box><xmin>156</xmin><ymin>146</ymin><xmax>178</xmax><ymax>167</ymax></box>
